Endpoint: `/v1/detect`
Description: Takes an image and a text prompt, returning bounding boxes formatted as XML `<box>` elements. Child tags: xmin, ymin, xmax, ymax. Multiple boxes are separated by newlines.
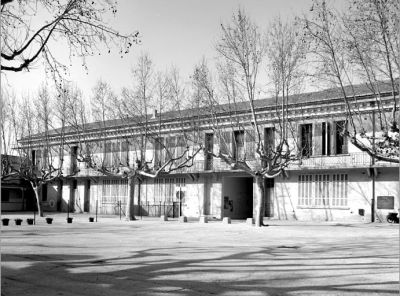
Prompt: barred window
<box><xmin>298</xmin><ymin>174</ymin><xmax>347</xmax><ymax>207</ymax></box>
<box><xmin>176</xmin><ymin>177</ymin><xmax>186</xmax><ymax>189</ymax></box>
<box><xmin>154</xmin><ymin>178</ymin><xmax>164</xmax><ymax>203</ymax></box>
<box><xmin>332</xmin><ymin>174</ymin><xmax>348</xmax><ymax>206</ymax></box>
<box><xmin>165</xmin><ymin>178</ymin><xmax>175</xmax><ymax>203</ymax></box>
<box><xmin>315</xmin><ymin>174</ymin><xmax>329</xmax><ymax>206</ymax></box>
<box><xmin>298</xmin><ymin>175</ymin><xmax>313</xmax><ymax>206</ymax></box>
<box><xmin>102</xmin><ymin>179</ymin><xmax>128</xmax><ymax>204</ymax></box>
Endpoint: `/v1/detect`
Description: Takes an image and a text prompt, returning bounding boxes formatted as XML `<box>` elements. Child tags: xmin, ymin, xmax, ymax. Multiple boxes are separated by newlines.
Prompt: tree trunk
<box><xmin>125</xmin><ymin>176</ymin><xmax>136</xmax><ymax>221</ymax></box>
<box><xmin>255</xmin><ymin>175</ymin><xmax>265</xmax><ymax>227</ymax></box>
<box><xmin>31</xmin><ymin>182</ymin><xmax>44</xmax><ymax>217</ymax></box>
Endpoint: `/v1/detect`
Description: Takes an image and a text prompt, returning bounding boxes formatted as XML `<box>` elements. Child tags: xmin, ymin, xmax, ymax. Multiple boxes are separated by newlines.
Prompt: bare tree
<box><xmin>3</xmin><ymin>85</ymin><xmax>73</xmax><ymax>217</ymax></box>
<box><xmin>1</xmin><ymin>0</ymin><xmax>138</xmax><ymax>81</ymax></box>
<box><xmin>0</xmin><ymin>89</ymin><xmax>13</xmax><ymax>155</ymax></box>
<box><xmin>304</xmin><ymin>0</ymin><xmax>399</xmax><ymax>162</ymax></box>
<box><xmin>68</xmin><ymin>55</ymin><xmax>202</xmax><ymax>221</ymax></box>
<box><xmin>91</xmin><ymin>79</ymin><xmax>118</xmax><ymax>122</ymax></box>
<box><xmin>194</xmin><ymin>10</ymin><xmax>306</xmax><ymax>227</ymax></box>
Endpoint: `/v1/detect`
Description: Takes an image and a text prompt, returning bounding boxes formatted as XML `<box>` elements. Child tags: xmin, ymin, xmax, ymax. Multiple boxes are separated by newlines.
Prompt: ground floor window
<box><xmin>153</xmin><ymin>177</ymin><xmax>186</xmax><ymax>203</ymax></box>
<box><xmin>298</xmin><ymin>173</ymin><xmax>348</xmax><ymax>207</ymax></box>
<box><xmin>101</xmin><ymin>179</ymin><xmax>128</xmax><ymax>204</ymax></box>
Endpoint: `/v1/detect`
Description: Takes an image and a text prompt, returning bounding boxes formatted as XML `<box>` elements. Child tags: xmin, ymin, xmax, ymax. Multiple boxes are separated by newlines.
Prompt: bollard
<box><xmin>179</xmin><ymin>216</ymin><xmax>188</xmax><ymax>223</ymax></box>
<box><xmin>199</xmin><ymin>216</ymin><xmax>208</xmax><ymax>223</ymax></box>
<box><xmin>222</xmin><ymin>217</ymin><xmax>231</xmax><ymax>224</ymax></box>
<box><xmin>246</xmin><ymin>218</ymin><xmax>254</xmax><ymax>225</ymax></box>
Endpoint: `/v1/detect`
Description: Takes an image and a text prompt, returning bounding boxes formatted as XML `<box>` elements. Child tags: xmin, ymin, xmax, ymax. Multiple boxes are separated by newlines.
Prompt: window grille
<box><xmin>154</xmin><ymin>178</ymin><xmax>164</xmax><ymax>203</ymax></box>
<box><xmin>332</xmin><ymin>174</ymin><xmax>348</xmax><ymax>206</ymax></box>
<box><xmin>101</xmin><ymin>179</ymin><xmax>128</xmax><ymax>204</ymax></box>
<box><xmin>298</xmin><ymin>174</ymin><xmax>347</xmax><ymax>207</ymax></box>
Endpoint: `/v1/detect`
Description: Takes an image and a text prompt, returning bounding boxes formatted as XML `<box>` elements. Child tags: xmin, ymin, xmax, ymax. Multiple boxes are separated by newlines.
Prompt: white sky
<box><xmin>1</xmin><ymin>0</ymin><xmax>344</xmax><ymax>100</ymax></box>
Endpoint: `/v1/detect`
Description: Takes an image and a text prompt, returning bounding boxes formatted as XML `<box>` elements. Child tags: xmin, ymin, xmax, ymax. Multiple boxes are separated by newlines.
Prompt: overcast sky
<box><xmin>2</xmin><ymin>0</ymin><xmax>344</xmax><ymax>100</ymax></box>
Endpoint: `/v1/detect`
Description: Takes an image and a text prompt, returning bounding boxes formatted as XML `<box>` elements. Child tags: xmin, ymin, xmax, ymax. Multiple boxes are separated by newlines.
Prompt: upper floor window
<box><xmin>316</xmin><ymin>121</ymin><xmax>348</xmax><ymax>156</ymax></box>
<box><xmin>335</xmin><ymin>121</ymin><xmax>348</xmax><ymax>155</ymax></box>
<box><xmin>234</xmin><ymin>130</ymin><xmax>245</xmax><ymax>160</ymax></box>
<box><xmin>300</xmin><ymin>124</ymin><xmax>313</xmax><ymax>157</ymax></box>
<box><xmin>31</xmin><ymin>150</ymin><xmax>36</xmax><ymax>167</ymax></box>
<box><xmin>154</xmin><ymin>137</ymin><xmax>164</xmax><ymax>167</ymax></box>
<box><xmin>322</xmin><ymin>122</ymin><xmax>331</xmax><ymax>156</ymax></box>
<box><xmin>70</xmin><ymin>146</ymin><xmax>78</xmax><ymax>171</ymax></box>
<box><xmin>264</xmin><ymin>127</ymin><xmax>275</xmax><ymax>156</ymax></box>
<box><xmin>204</xmin><ymin>133</ymin><xmax>214</xmax><ymax>170</ymax></box>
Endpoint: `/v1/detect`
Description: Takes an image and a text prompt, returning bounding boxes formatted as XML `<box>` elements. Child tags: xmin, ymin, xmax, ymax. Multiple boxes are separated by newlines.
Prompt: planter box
<box><xmin>26</xmin><ymin>218</ymin><xmax>34</xmax><ymax>225</ymax></box>
<box><xmin>67</xmin><ymin>217</ymin><xmax>73</xmax><ymax>223</ymax></box>
<box><xmin>14</xmin><ymin>219</ymin><xmax>23</xmax><ymax>226</ymax></box>
<box><xmin>89</xmin><ymin>217</ymin><xmax>94</xmax><ymax>222</ymax></box>
<box><xmin>2</xmin><ymin>219</ymin><xmax>10</xmax><ymax>226</ymax></box>
<box><xmin>46</xmin><ymin>218</ymin><xmax>53</xmax><ymax>224</ymax></box>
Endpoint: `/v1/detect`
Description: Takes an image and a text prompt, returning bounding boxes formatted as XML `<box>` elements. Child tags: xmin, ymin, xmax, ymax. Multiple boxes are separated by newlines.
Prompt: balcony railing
<box><xmin>60</xmin><ymin>152</ymin><xmax>396</xmax><ymax>178</ymax></box>
<box><xmin>288</xmin><ymin>152</ymin><xmax>397</xmax><ymax>170</ymax></box>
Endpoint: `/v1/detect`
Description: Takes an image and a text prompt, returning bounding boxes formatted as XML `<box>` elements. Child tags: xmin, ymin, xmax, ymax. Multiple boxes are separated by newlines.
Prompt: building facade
<box><xmin>1</xmin><ymin>155</ymin><xmax>36</xmax><ymax>212</ymax></box>
<box><xmin>22</xmin><ymin>82</ymin><xmax>399</xmax><ymax>222</ymax></box>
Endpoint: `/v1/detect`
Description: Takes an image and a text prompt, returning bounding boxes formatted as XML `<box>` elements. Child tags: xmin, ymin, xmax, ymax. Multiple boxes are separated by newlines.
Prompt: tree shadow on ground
<box><xmin>2</xmin><ymin>241</ymin><xmax>398</xmax><ymax>296</ymax></box>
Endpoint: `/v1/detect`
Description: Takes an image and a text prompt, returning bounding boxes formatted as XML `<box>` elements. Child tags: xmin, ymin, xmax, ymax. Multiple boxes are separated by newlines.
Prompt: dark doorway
<box><xmin>70</xmin><ymin>180</ymin><xmax>77</xmax><ymax>212</ymax></box>
<box><xmin>222</xmin><ymin>177</ymin><xmax>253</xmax><ymax>219</ymax></box>
<box><xmin>264</xmin><ymin>178</ymin><xmax>274</xmax><ymax>217</ymax></box>
<box><xmin>84</xmin><ymin>180</ymin><xmax>90</xmax><ymax>212</ymax></box>
<box><xmin>41</xmin><ymin>184</ymin><xmax>48</xmax><ymax>202</ymax></box>
<box><xmin>57</xmin><ymin>180</ymin><xmax>63</xmax><ymax>211</ymax></box>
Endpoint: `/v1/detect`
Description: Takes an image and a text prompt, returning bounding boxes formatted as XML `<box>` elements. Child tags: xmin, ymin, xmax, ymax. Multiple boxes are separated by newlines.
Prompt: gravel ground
<box><xmin>1</xmin><ymin>212</ymin><xmax>399</xmax><ymax>296</ymax></box>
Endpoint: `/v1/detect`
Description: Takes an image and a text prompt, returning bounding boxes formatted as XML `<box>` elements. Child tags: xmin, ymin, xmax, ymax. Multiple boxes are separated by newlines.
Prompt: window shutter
<box><xmin>314</xmin><ymin>122</ymin><xmax>322</xmax><ymax>155</ymax></box>
<box><xmin>330</xmin><ymin>122</ymin><xmax>337</xmax><ymax>155</ymax></box>
<box><xmin>245</xmin><ymin>129</ymin><xmax>256</xmax><ymax>159</ymax></box>
<box><xmin>219</xmin><ymin>131</ymin><xmax>232</xmax><ymax>155</ymax></box>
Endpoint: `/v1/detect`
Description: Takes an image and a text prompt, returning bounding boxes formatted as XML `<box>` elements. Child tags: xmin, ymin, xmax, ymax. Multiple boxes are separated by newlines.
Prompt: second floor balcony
<box><xmin>288</xmin><ymin>152</ymin><xmax>397</xmax><ymax>170</ymax></box>
<box><xmin>60</xmin><ymin>152</ymin><xmax>397</xmax><ymax>179</ymax></box>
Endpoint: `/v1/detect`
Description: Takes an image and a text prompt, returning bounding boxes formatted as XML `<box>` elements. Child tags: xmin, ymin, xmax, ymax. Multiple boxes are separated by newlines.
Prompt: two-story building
<box><xmin>21</xmin><ymin>81</ymin><xmax>399</xmax><ymax>222</ymax></box>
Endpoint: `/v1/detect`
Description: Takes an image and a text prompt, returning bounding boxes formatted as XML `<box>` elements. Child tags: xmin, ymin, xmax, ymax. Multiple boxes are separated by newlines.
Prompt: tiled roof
<box><xmin>28</xmin><ymin>80</ymin><xmax>399</xmax><ymax>138</ymax></box>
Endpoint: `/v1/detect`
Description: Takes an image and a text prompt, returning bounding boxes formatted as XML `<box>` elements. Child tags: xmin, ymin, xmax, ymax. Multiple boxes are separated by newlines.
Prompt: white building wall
<box><xmin>61</xmin><ymin>181</ymin><xmax>71</xmax><ymax>212</ymax></box>
<box><xmin>75</xmin><ymin>180</ymin><xmax>85</xmax><ymax>213</ymax></box>
<box><xmin>273</xmin><ymin>168</ymin><xmax>398</xmax><ymax>222</ymax></box>
<box><xmin>89</xmin><ymin>181</ymin><xmax>101</xmax><ymax>213</ymax></box>
<box><xmin>184</xmin><ymin>178</ymin><xmax>204</xmax><ymax>217</ymax></box>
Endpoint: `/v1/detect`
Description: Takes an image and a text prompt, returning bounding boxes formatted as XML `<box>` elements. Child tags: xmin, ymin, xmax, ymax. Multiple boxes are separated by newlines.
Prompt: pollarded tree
<box><xmin>69</xmin><ymin>55</ymin><xmax>202</xmax><ymax>221</ymax></box>
<box><xmin>3</xmin><ymin>85</ymin><xmax>75</xmax><ymax>217</ymax></box>
<box><xmin>1</xmin><ymin>0</ymin><xmax>138</xmax><ymax>81</ymax></box>
<box><xmin>193</xmin><ymin>11</ymin><xmax>307</xmax><ymax>227</ymax></box>
<box><xmin>303</xmin><ymin>0</ymin><xmax>399</xmax><ymax>163</ymax></box>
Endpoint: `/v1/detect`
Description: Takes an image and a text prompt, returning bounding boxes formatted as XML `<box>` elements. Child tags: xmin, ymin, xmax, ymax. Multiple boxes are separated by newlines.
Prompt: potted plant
<box><xmin>26</xmin><ymin>218</ymin><xmax>34</xmax><ymax>225</ymax></box>
<box><xmin>2</xmin><ymin>218</ymin><xmax>10</xmax><ymax>226</ymax></box>
<box><xmin>89</xmin><ymin>217</ymin><xmax>94</xmax><ymax>222</ymax></box>
<box><xmin>14</xmin><ymin>218</ymin><xmax>23</xmax><ymax>226</ymax></box>
<box><xmin>67</xmin><ymin>217</ymin><xmax>73</xmax><ymax>223</ymax></box>
<box><xmin>45</xmin><ymin>217</ymin><xmax>53</xmax><ymax>224</ymax></box>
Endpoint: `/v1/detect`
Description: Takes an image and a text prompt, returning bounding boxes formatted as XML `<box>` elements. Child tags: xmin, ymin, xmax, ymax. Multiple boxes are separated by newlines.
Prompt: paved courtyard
<box><xmin>1</xmin><ymin>213</ymin><xmax>399</xmax><ymax>296</ymax></box>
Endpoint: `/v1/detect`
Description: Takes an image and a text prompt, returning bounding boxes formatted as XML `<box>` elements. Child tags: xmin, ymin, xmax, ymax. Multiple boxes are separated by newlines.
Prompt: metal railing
<box><xmin>60</xmin><ymin>152</ymin><xmax>395</xmax><ymax>177</ymax></box>
<box><xmin>289</xmin><ymin>152</ymin><xmax>397</xmax><ymax>169</ymax></box>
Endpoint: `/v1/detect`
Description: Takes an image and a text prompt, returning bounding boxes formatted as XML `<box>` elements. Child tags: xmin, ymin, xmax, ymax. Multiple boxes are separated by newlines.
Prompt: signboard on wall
<box><xmin>377</xmin><ymin>196</ymin><xmax>394</xmax><ymax>209</ymax></box>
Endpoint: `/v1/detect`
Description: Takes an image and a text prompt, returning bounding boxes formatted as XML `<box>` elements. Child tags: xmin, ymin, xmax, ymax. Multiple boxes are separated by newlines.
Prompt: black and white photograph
<box><xmin>1</xmin><ymin>0</ymin><xmax>399</xmax><ymax>295</ymax></box>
